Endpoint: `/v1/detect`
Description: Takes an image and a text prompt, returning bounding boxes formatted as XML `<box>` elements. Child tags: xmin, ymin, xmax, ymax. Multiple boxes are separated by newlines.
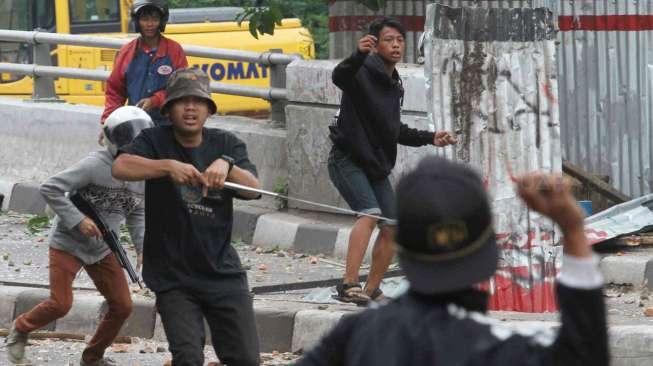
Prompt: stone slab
<box><xmin>233</xmin><ymin>205</ymin><xmax>273</xmax><ymax>244</ymax></box>
<box><xmin>117</xmin><ymin>296</ymin><xmax>156</xmax><ymax>339</ymax></box>
<box><xmin>291</xmin><ymin>309</ymin><xmax>345</xmax><ymax>353</ymax></box>
<box><xmin>8</xmin><ymin>183</ymin><xmax>47</xmax><ymax>215</ymax></box>
<box><xmin>13</xmin><ymin>288</ymin><xmax>55</xmax><ymax>331</ymax></box>
<box><xmin>293</xmin><ymin>224</ymin><xmax>339</xmax><ymax>255</ymax></box>
<box><xmin>255</xmin><ymin>307</ymin><xmax>296</xmax><ymax>353</ymax></box>
<box><xmin>56</xmin><ymin>293</ymin><xmax>105</xmax><ymax>335</ymax></box>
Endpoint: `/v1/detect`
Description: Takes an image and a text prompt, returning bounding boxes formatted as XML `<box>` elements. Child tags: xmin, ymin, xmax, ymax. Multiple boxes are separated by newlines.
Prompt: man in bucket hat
<box><xmin>112</xmin><ymin>68</ymin><xmax>261</xmax><ymax>366</ymax></box>
<box><xmin>296</xmin><ymin>156</ymin><xmax>608</xmax><ymax>366</ymax></box>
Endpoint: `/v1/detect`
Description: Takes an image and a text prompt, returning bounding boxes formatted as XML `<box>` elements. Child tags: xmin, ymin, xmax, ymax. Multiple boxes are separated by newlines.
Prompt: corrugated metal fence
<box><xmin>557</xmin><ymin>0</ymin><xmax>653</xmax><ymax>198</ymax></box>
<box><xmin>330</xmin><ymin>0</ymin><xmax>653</xmax><ymax>198</ymax></box>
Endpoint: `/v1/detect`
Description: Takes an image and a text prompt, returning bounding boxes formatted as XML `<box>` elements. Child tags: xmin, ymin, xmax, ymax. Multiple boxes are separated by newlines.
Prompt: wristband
<box><xmin>221</xmin><ymin>155</ymin><xmax>235</xmax><ymax>173</ymax></box>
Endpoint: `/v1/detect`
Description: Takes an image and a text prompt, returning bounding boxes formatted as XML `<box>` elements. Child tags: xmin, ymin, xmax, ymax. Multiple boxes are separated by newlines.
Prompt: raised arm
<box><xmin>516</xmin><ymin>173</ymin><xmax>607</xmax><ymax>366</ymax></box>
<box><xmin>331</xmin><ymin>34</ymin><xmax>376</xmax><ymax>91</ymax></box>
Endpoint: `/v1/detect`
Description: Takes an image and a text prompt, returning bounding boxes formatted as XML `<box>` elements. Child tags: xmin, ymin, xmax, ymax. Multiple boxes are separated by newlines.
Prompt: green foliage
<box><xmin>273</xmin><ymin>176</ymin><xmax>288</xmax><ymax>209</ymax></box>
<box><xmin>26</xmin><ymin>214</ymin><xmax>50</xmax><ymax>235</ymax></box>
<box><xmin>236</xmin><ymin>2</ymin><xmax>283</xmax><ymax>39</ymax></box>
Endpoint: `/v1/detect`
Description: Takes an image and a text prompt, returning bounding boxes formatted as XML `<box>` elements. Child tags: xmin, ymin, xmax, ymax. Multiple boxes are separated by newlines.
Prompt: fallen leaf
<box><xmin>111</xmin><ymin>343</ymin><xmax>130</xmax><ymax>353</ymax></box>
<box><xmin>258</xmin><ymin>264</ymin><xmax>268</xmax><ymax>271</ymax></box>
<box><xmin>645</xmin><ymin>307</ymin><xmax>653</xmax><ymax>317</ymax></box>
<box><xmin>309</xmin><ymin>256</ymin><xmax>319</xmax><ymax>264</ymax></box>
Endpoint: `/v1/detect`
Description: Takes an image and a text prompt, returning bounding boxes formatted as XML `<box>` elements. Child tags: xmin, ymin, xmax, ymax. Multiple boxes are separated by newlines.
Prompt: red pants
<box><xmin>15</xmin><ymin>247</ymin><xmax>132</xmax><ymax>363</ymax></box>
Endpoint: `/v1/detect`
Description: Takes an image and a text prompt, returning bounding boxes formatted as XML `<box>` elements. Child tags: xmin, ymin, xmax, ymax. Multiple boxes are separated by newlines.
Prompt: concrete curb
<box><xmin>2</xmin><ymin>285</ymin><xmax>653</xmax><ymax>365</ymax></box>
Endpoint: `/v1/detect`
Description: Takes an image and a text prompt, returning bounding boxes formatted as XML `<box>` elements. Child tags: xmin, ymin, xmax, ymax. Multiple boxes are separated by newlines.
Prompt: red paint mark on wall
<box><xmin>558</xmin><ymin>15</ymin><xmax>653</xmax><ymax>32</ymax></box>
<box><xmin>542</xmin><ymin>81</ymin><xmax>558</xmax><ymax>104</ymax></box>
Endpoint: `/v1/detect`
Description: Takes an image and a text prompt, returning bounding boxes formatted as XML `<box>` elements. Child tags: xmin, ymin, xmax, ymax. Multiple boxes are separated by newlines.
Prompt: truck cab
<box><xmin>0</xmin><ymin>0</ymin><xmax>314</xmax><ymax>115</ymax></box>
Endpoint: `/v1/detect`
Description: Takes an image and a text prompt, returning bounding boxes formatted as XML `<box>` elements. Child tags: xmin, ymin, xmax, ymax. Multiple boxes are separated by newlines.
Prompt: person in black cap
<box><xmin>296</xmin><ymin>156</ymin><xmax>608</xmax><ymax>366</ymax></box>
<box><xmin>112</xmin><ymin>68</ymin><xmax>261</xmax><ymax>366</ymax></box>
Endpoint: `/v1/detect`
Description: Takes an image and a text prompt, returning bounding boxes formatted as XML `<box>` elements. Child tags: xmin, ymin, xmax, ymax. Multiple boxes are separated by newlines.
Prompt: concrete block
<box><xmin>293</xmin><ymin>224</ymin><xmax>338</xmax><ymax>255</ymax></box>
<box><xmin>252</xmin><ymin>212</ymin><xmax>303</xmax><ymax>250</ymax></box>
<box><xmin>255</xmin><ymin>307</ymin><xmax>296</xmax><ymax>353</ymax></box>
<box><xmin>609</xmin><ymin>325</ymin><xmax>653</xmax><ymax>366</ymax></box>
<box><xmin>233</xmin><ymin>205</ymin><xmax>272</xmax><ymax>244</ymax></box>
<box><xmin>291</xmin><ymin>310</ymin><xmax>345</xmax><ymax>353</ymax></box>
<box><xmin>285</xmin><ymin>104</ymin><xmax>346</xmax><ymax>212</ymax></box>
<box><xmin>0</xmin><ymin>286</ymin><xmax>28</xmax><ymax>328</ymax></box>
<box><xmin>117</xmin><ymin>296</ymin><xmax>156</xmax><ymax>338</ymax></box>
<box><xmin>600</xmin><ymin>255</ymin><xmax>649</xmax><ymax>286</ymax></box>
<box><xmin>0</xmin><ymin>180</ymin><xmax>15</xmax><ymax>211</ymax></box>
<box><xmin>286</xmin><ymin>60</ymin><xmax>341</xmax><ymax>106</ymax></box>
<box><xmin>0</xmin><ymin>99</ymin><xmax>286</xmax><ymax>197</ymax></box>
<box><xmin>0</xmin><ymin>98</ymin><xmax>101</xmax><ymax>184</ymax></box>
<box><xmin>8</xmin><ymin>183</ymin><xmax>47</xmax><ymax>215</ymax></box>
<box><xmin>13</xmin><ymin>288</ymin><xmax>55</xmax><ymax>331</ymax></box>
<box><xmin>56</xmin><ymin>293</ymin><xmax>105</xmax><ymax>335</ymax></box>
<box><xmin>286</xmin><ymin>60</ymin><xmax>428</xmax><ymax>113</ymax></box>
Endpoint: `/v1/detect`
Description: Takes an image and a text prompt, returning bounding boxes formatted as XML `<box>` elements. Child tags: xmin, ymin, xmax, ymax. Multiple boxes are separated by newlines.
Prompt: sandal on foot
<box><xmin>366</xmin><ymin>287</ymin><xmax>389</xmax><ymax>304</ymax></box>
<box><xmin>333</xmin><ymin>283</ymin><xmax>371</xmax><ymax>306</ymax></box>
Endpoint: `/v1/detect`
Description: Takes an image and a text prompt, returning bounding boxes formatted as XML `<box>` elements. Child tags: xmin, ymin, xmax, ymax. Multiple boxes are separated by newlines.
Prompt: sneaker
<box><xmin>80</xmin><ymin>357</ymin><xmax>118</xmax><ymax>366</ymax></box>
<box><xmin>5</xmin><ymin>321</ymin><xmax>31</xmax><ymax>365</ymax></box>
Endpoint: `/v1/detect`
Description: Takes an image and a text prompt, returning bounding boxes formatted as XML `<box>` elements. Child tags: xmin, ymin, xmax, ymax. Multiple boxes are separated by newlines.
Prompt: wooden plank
<box><xmin>563</xmin><ymin>160</ymin><xmax>630</xmax><ymax>203</ymax></box>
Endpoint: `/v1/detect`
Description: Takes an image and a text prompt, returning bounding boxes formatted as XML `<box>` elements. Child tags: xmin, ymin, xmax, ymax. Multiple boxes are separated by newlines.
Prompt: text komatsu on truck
<box><xmin>0</xmin><ymin>0</ymin><xmax>314</xmax><ymax>115</ymax></box>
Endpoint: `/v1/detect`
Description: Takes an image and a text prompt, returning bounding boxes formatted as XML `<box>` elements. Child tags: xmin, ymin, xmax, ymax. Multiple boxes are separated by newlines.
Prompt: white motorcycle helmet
<box><xmin>103</xmin><ymin>106</ymin><xmax>154</xmax><ymax>156</ymax></box>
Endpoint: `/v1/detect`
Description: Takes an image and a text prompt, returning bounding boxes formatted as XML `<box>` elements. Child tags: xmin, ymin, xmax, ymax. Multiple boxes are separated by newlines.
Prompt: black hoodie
<box><xmin>329</xmin><ymin>51</ymin><xmax>435</xmax><ymax>181</ymax></box>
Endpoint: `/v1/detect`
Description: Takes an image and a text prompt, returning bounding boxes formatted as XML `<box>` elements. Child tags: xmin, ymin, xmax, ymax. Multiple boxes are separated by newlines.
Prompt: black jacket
<box><xmin>330</xmin><ymin>51</ymin><xmax>435</xmax><ymax>181</ymax></box>
<box><xmin>296</xmin><ymin>284</ymin><xmax>608</xmax><ymax>366</ymax></box>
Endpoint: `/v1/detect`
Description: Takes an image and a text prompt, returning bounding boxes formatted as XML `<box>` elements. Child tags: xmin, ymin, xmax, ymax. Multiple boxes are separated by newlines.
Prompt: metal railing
<box><xmin>0</xmin><ymin>29</ymin><xmax>301</xmax><ymax>123</ymax></box>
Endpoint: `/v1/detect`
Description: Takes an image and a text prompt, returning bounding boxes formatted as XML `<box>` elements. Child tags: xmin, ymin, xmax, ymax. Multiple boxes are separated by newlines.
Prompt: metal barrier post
<box><xmin>268</xmin><ymin>48</ymin><xmax>286</xmax><ymax>125</ymax></box>
<box><xmin>31</xmin><ymin>41</ymin><xmax>59</xmax><ymax>102</ymax></box>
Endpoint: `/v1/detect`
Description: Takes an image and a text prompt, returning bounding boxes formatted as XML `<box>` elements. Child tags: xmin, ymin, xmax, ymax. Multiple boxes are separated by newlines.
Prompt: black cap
<box><xmin>396</xmin><ymin>156</ymin><xmax>497</xmax><ymax>295</ymax></box>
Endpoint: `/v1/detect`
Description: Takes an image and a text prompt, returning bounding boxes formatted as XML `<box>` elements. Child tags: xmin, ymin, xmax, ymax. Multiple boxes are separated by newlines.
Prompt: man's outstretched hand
<box><xmin>433</xmin><ymin>131</ymin><xmax>457</xmax><ymax>147</ymax></box>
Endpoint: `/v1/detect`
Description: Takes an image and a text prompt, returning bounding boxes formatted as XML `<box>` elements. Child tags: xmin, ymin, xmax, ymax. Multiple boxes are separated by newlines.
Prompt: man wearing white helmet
<box><xmin>4</xmin><ymin>106</ymin><xmax>153</xmax><ymax>366</ymax></box>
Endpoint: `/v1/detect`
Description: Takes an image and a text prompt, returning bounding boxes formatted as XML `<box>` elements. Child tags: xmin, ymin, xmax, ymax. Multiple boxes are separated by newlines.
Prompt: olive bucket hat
<box><xmin>160</xmin><ymin>68</ymin><xmax>217</xmax><ymax>115</ymax></box>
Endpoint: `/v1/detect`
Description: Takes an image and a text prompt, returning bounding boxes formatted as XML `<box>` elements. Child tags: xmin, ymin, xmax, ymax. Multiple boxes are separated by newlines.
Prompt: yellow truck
<box><xmin>0</xmin><ymin>0</ymin><xmax>314</xmax><ymax>115</ymax></box>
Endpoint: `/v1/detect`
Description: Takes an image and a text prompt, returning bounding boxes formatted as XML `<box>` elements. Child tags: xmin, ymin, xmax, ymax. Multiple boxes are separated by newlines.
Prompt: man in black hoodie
<box><xmin>329</xmin><ymin>17</ymin><xmax>457</xmax><ymax>304</ymax></box>
<box><xmin>297</xmin><ymin>157</ymin><xmax>608</xmax><ymax>366</ymax></box>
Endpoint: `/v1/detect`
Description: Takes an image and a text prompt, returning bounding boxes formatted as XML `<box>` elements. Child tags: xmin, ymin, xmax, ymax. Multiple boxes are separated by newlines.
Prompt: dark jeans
<box><xmin>156</xmin><ymin>288</ymin><xmax>260</xmax><ymax>366</ymax></box>
<box><xmin>327</xmin><ymin>146</ymin><xmax>396</xmax><ymax>225</ymax></box>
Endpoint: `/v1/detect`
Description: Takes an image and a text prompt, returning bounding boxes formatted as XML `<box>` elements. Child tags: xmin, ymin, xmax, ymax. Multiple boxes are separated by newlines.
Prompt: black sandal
<box><xmin>333</xmin><ymin>282</ymin><xmax>371</xmax><ymax>306</ymax></box>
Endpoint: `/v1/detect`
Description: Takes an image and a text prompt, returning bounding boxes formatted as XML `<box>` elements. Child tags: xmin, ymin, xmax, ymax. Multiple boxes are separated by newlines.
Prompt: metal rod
<box><xmin>0</xmin><ymin>30</ymin><xmax>300</xmax><ymax>65</ymax></box>
<box><xmin>223</xmin><ymin>182</ymin><xmax>394</xmax><ymax>222</ymax></box>
<box><xmin>0</xmin><ymin>63</ymin><xmax>286</xmax><ymax>101</ymax></box>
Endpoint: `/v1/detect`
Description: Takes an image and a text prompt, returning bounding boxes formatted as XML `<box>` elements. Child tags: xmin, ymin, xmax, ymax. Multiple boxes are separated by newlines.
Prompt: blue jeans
<box><xmin>327</xmin><ymin>147</ymin><xmax>396</xmax><ymax>226</ymax></box>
